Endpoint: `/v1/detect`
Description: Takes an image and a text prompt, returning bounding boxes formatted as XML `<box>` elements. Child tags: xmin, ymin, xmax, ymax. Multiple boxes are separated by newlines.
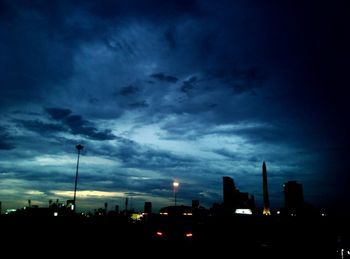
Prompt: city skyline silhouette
<box><xmin>0</xmin><ymin>159</ymin><xmax>333</xmax><ymax>218</ymax></box>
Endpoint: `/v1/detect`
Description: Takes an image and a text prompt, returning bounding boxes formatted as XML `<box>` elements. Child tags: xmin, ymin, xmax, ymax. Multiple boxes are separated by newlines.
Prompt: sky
<box><xmin>0</xmin><ymin>0</ymin><xmax>349</xmax><ymax>214</ymax></box>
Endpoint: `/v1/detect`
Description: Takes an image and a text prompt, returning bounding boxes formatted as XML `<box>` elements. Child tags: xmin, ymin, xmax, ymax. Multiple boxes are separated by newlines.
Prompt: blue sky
<box><xmin>0</xmin><ymin>0</ymin><xmax>349</xmax><ymax>213</ymax></box>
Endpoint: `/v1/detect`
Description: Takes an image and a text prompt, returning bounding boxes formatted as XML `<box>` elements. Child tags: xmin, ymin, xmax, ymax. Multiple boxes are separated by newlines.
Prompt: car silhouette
<box><xmin>151</xmin><ymin>205</ymin><xmax>196</xmax><ymax>243</ymax></box>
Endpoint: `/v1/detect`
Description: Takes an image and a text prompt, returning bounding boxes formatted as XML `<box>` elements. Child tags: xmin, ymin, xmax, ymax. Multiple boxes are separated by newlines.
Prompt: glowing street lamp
<box><xmin>73</xmin><ymin>144</ymin><xmax>84</xmax><ymax>212</ymax></box>
<box><xmin>173</xmin><ymin>181</ymin><xmax>179</xmax><ymax>206</ymax></box>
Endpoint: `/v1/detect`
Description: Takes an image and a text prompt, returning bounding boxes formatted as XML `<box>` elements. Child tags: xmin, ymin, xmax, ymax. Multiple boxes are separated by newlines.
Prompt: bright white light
<box><xmin>5</xmin><ymin>209</ymin><xmax>16</xmax><ymax>214</ymax></box>
<box><xmin>277</xmin><ymin>210</ymin><xmax>281</xmax><ymax>215</ymax></box>
<box><xmin>53</xmin><ymin>212</ymin><xmax>58</xmax><ymax>217</ymax></box>
<box><xmin>173</xmin><ymin>181</ymin><xmax>179</xmax><ymax>188</ymax></box>
<box><xmin>235</xmin><ymin>209</ymin><xmax>252</xmax><ymax>215</ymax></box>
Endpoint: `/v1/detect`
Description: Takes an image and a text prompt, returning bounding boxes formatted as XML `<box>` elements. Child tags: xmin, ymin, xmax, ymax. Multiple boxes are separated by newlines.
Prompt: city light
<box><xmin>235</xmin><ymin>209</ymin><xmax>253</xmax><ymax>215</ymax></box>
<box><xmin>186</xmin><ymin>233</ymin><xmax>193</xmax><ymax>238</ymax></box>
<box><xmin>173</xmin><ymin>181</ymin><xmax>179</xmax><ymax>206</ymax></box>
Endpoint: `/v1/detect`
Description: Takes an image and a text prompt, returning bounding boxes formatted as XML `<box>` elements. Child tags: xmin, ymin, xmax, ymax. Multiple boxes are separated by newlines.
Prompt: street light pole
<box><xmin>73</xmin><ymin>144</ymin><xmax>84</xmax><ymax>212</ymax></box>
<box><xmin>173</xmin><ymin>181</ymin><xmax>179</xmax><ymax>206</ymax></box>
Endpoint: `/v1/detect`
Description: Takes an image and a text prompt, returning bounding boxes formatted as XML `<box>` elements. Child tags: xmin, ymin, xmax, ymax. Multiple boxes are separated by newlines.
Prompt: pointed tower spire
<box><xmin>262</xmin><ymin>161</ymin><xmax>271</xmax><ymax>215</ymax></box>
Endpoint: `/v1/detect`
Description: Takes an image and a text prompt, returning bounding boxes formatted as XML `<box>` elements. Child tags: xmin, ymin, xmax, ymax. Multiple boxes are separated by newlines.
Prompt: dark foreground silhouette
<box><xmin>1</xmin><ymin>213</ymin><xmax>349</xmax><ymax>258</ymax></box>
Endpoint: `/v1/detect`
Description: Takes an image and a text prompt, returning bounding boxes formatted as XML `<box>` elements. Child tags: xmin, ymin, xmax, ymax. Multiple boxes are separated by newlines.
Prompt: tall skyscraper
<box><xmin>223</xmin><ymin>176</ymin><xmax>236</xmax><ymax>209</ymax></box>
<box><xmin>222</xmin><ymin>176</ymin><xmax>255</xmax><ymax>212</ymax></box>
<box><xmin>284</xmin><ymin>180</ymin><xmax>304</xmax><ymax>213</ymax></box>
<box><xmin>262</xmin><ymin>161</ymin><xmax>271</xmax><ymax>215</ymax></box>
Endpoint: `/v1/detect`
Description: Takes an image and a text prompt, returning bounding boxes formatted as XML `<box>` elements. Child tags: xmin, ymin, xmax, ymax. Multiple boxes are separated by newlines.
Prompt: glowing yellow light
<box><xmin>263</xmin><ymin>208</ymin><xmax>271</xmax><ymax>216</ymax></box>
<box><xmin>156</xmin><ymin>231</ymin><xmax>163</xmax><ymax>236</ymax></box>
<box><xmin>160</xmin><ymin>212</ymin><xmax>168</xmax><ymax>215</ymax></box>
<box><xmin>186</xmin><ymin>233</ymin><xmax>193</xmax><ymax>237</ymax></box>
<box><xmin>131</xmin><ymin>213</ymin><xmax>142</xmax><ymax>221</ymax></box>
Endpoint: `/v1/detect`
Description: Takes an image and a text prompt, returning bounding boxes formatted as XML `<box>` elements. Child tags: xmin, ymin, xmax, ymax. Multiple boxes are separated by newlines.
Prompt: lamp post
<box><xmin>73</xmin><ymin>144</ymin><xmax>84</xmax><ymax>212</ymax></box>
<box><xmin>173</xmin><ymin>181</ymin><xmax>179</xmax><ymax>206</ymax></box>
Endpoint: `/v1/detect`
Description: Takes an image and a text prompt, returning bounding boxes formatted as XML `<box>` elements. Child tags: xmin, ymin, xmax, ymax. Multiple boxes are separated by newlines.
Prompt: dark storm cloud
<box><xmin>180</xmin><ymin>76</ymin><xmax>197</xmax><ymax>95</ymax></box>
<box><xmin>87</xmin><ymin>0</ymin><xmax>200</xmax><ymax>20</ymax></box>
<box><xmin>0</xmin><ymin>1</ymin><xmax>77</xmax><ymax>109</ymax></box>
<box><xmin>46</xmin><ymin>108</ymin><xmax>72</xmax><ymax>120</ymax></box>
<box><xmin>86</xmin><ymin>137</ymin><xmax>196</xmax><ymax>171</ymax></box>
<box><xmin>17</xmin><ymin>120</ymin><xmax>66</xmax><ymax>134</ymax></box>
<box><xmin>0</xmin><ymin>126</ymin><xmax>14</xmax><ymax>150</ymax></box>
<box><xmin>45</xmin><ymin>107</ymin><xmax>115</xmax><ymax>140</ymax></box>
<box><xmin>114</xmin><ymin>178</ymin><xmax>174</xmax><ymax>197</ymax></box>
<box><xmin>231</xmin><ymin>124</ymin><xmax>291</xmax><ymax>145</ymax></box>
<box><xmin>128</xmin><ymin>101</ymin><xmax>149</xmax><ymax>109</ymax></box>
<box><xmin>0</xmin><ymin>0</ymin><xmax>14</xmax><ymax>21</ymax></box>
<box><xmin>164</xmin><ymin>25</ymin><xmax>177</xmax><ymax>50</ymax></box>
<box><xmin>115</xmin><ymin>144</ymin><xmax>196</xmax><ymax>170</ymax></box>
<box><xmin>150</xmin><ymin>73</ymin><xmax>179</xmax><ymax>83</ymax></box>
<box><xmin>15</xmin><ymin>170</ymin><xmax>74</xmax><ymax>185</ymax></box>
<box><xmin>207</xmin><ymin>67</ymin><xmax>267</xmax><ymax>95</ymax></box>
<box><xmin>117</xmin><ymin>85</ymin><xmax>140</xmax><ymax>96</ymax></box>
<box><xmin>0</xmin><ymin>141</ymin><xmax>13</xmax><ymax>150</ymax></box>
<box><xmin>213</xmin><ymin>149</ymin><xmax>241</xmax><ymax>161</ymax></box>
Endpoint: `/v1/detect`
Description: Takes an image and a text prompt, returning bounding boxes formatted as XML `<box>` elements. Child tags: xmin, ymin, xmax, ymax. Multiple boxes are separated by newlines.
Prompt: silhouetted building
<box><xmin>125</xmin><ymin>197</ymin><xmax>128</xmax><ymax>214</ymax></box>
<box><xmin>223</xmin><ymin>176</ymin><xmax>237</xmax><ymax>210</ymax></box>
<box><xmin>262</xmin><ymin>161</ymin><xmax>271</xmax><ymax>215</ymax></box>
<box><xmin>104</xmin><ymin>202</ymin><xmax>108</xmax><ymax>213</ymax></box>
<box><xmin>222</xmin><ymin>176</ymin><xmax>255</xmax><ymax>213</ymax></box>
<box><xmin>192</xmin><ymin>200</ymin><xmax>199</xmax><ymax>208</ymax></box>
<box><xmin>115</xmin><ymin>205</ymin><xmax>119</xmax><ymax>214</ymax></box>
<box><xmin>284</xmin><ymin>180</ymin><xmax>304</xmax><ymax>214</ymax></box>
<box><xmin>144</xmin><ymin>202</ymin><xmax>152</xmax><ymax>214</ymax></box>
<box><xmin>237</xmin><ymin>192</ymin><xmax>255</xmax><ymax>209</ymax></box>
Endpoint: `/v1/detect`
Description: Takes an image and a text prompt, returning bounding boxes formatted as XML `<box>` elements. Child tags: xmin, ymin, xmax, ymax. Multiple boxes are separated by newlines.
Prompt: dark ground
<box><xmin>1</xmin><ymin>214</ymin><xmax>349</xmax><ymax>258</ymax></box>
